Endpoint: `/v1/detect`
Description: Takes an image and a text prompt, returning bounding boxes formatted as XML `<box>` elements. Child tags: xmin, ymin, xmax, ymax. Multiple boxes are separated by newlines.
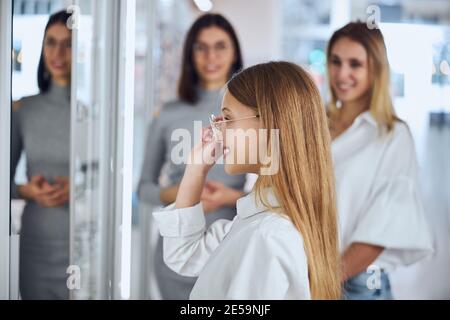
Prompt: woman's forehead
<box><xmin>46</xmin><ymin>24</ymin><xmax>71</xmax><ymax>39</ymax></box>
<box><xmin>197</xmin><ymin>26</ymin><xmax>231</xmax><ymax>44</ymax></box>
<box><xmin>331</xmin><ymin>37</ymin><xmax>367</xmax><ymax>60</ymax></box>
<box><xmin>221</xmin><ymin>92</ymin><xmax>252</xmax><ymax>115</ymax></box>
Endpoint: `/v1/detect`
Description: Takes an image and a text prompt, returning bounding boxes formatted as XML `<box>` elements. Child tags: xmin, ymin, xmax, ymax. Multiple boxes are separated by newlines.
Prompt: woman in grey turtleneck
<box><xmin>11</xmin><ymin>11</ymin><xmax>72</xmax><ymax>300</ymax></box>
<box><xmin>138</xmin><ymin>14</ymin><xmax>247</xmax><ymax>299</ymax></box>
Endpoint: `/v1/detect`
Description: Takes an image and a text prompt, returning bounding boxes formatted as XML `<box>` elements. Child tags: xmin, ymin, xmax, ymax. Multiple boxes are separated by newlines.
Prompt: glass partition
<box><xmin>70</xmin><ymin>0</ymin><xmax>135</xmax><ymax>299</ymax></box>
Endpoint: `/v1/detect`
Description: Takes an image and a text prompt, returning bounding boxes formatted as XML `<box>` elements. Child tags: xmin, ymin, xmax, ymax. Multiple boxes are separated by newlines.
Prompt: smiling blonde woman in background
<box><xmin>326</xmin><ymin>21</ymin><xmax>433</xmax><ymax>299</ymax></box>
<box><xmin>153</xmin><ymin>61</ymin><xmax>341</xmax><ymax>299</ymax></box>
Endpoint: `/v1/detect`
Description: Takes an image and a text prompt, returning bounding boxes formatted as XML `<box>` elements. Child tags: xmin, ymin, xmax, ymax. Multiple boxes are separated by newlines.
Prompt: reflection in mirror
<box><xmin>11</xmin><ymin>0</ymin><xmax>72</xmax><ymax>300</ymax></box>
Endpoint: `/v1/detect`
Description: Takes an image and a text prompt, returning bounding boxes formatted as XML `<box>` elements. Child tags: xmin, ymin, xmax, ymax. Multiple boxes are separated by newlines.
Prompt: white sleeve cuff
<box><xmin>152</xmin><ymin>202</ymin><xmax>206</xmax><ymax>237</ymax></box>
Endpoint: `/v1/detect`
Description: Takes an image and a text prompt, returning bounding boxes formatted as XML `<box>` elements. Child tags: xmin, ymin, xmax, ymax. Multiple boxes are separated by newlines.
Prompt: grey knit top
<box><xmin>11</xmin><ymin>83</ymin><xmax>71</xmax><ymax>200</ymax></box>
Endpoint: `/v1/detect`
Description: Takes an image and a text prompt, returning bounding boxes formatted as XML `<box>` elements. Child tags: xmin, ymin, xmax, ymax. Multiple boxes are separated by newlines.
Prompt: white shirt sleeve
<box><xmin>152</xmin><ymin>202</ymin><xmax>234</xmax><ymax>277</ymax></box>
<box><xmin>350</xmin><ymin>124</ymin><xmax>434</xmax><ymax>269</ymax></box>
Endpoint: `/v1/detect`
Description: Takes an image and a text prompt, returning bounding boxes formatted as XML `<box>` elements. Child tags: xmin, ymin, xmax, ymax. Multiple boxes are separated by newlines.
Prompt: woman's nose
<box><xmin>205</xmin><ymin>53</ymin><xmax>215</xmax><ymax>62</ymax></box>
<box><xmin>205</xmin><ymin>48</ymin><xmax>219</xmax><ymax>61</ymax></box>
<box><xmin>56</xmin><ymin>45</ymin><xmax>67</xmax><ymax>57</ymax></box>
<box><xmin>336</xmin><ymin>64</ymin><xmax>352</xmax><ymax>81</ymax></box>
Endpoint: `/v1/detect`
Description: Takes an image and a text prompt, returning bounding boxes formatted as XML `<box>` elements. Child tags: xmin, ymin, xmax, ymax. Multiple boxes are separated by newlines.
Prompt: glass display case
<box><xmin>70</xmin><ymin>0</ymin><xmax>135</xmax><ymax>299</ymax></box>
<box><xmin>133</xmin><ymin>0</ymin><xmax>195</xmax><ymax>299</ymax></box>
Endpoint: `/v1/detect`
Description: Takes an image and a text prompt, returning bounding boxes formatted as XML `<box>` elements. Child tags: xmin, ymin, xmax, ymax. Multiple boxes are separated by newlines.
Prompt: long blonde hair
<box><xmin>327</xmin><ymin>21</ymin><xmax>397</xmax><ymax>132</ymax></box>
<box><xmin>228</xmin><ymin>61</ymin><xmax>341</xmax><ymax>299</ymax></box>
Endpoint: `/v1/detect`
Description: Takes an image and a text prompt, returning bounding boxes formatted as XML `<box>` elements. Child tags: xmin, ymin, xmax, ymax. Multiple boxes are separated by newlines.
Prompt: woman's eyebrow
<box><xmin>331</xmin><ymin>53</ymin><xmax>364</xmax><ymax>63</ymax></box>
<box><xmin>45</xmin><ymin>35</ymin><xmax>71</xmax><ymax>41</ymax></box>
<box><xmin>349</xmin><ymin>57</ymin><xmax>364</xmax><ymax>62</ymax></box>
<box><xmin>221</xmin><ymin>107</ymin><xmax>232</xmax><ymax>113</ymax></box>
<box><xmin>330</xmin><ymin>54</ymin><xmax>341</xmax><ymax>60</ymax></box>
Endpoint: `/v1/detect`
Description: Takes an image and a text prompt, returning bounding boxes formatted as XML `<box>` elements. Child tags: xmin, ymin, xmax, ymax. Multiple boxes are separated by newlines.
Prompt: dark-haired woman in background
<box><xmin>138</xmin><ymin>14</ymin><xmax>247</xmax><ymax>299</ymax></box>
<box><xmin>11</xmin><ymin>11</ymin><xmax>72</xmax><ymax>299</ymax></box>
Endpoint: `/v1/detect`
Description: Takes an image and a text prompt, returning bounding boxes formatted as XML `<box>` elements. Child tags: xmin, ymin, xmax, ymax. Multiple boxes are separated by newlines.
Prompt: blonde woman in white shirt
<box><xmin>326</xmin><ymin>22</ymin><xmax>433</xmax><ymax>299</ymax></box>
<box><xmin>153</xmin><ymin>61</ymin><xmax>341</xmax><ymax>299</ymax></box>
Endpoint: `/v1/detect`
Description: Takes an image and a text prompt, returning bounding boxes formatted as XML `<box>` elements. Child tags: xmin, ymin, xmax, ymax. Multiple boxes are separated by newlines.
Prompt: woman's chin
<box><xmin>224</xmin><ymin>163</ymin><xmax>258</xmax><ymax>175</ymax></box>
<box><xmin>224</xmin><ymin>163</ymin><xmax>245</xmax><ymax>175</ymax></box>
<box><xmin>336</xmin><ymin>92</ymin><xmax>366</xmax><ymax>105</ymax></box>
<box><xmin>224</xmin><ymin>163</ymin><xmax>236</xmax><ymax>175</ymax></box>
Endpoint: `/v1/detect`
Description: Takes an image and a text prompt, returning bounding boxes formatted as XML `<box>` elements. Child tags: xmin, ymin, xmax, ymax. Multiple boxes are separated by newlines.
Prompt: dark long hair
<box><xmin>178</xmin><ymin>14</ymin><xmax>243</xmax><ymax>104</ymax></box>
<box><xmin>37</xmin><ymin>10</ymin><xmax>72</xmax><ymax>93</ymax></box>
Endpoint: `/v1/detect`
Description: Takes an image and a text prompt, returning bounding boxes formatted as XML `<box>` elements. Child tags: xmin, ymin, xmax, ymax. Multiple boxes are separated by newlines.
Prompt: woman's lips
<box><xmin>50</xmin><ymin>61</ymin><xmax>67</xmax><ymax>70</ymax></box>
<box><xmin>203</xmin><ymin>64</ymin><xmax>221</xmax><ymax>74</ymax></box>
<box><xmin>335</xmin><ymin>83</ymin><xmax>354</xmax><ymax>94</ymax></box>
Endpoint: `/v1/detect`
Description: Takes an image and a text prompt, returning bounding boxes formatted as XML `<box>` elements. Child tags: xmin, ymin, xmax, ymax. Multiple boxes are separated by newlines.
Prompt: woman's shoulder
<box><xmin>245</xmin><ymin>212</ymin><xmax>308</xmax><ymax>267</ymax></box>
<box><xmin>19</xmin><ymin>93</ymin><xmax>42</xmax><ymax>103</ymax></box>
<box><xmin>386</xmin><ymin>120</ymin><xmax>415</xmax><ymax>149</ymax></box>
<box><xmin>161</xmin><ymin>98</ymin><xmax>194</xmax><ymax>113</ymax></box>
<box><xmin>378</xmin><ymin>120</ymin><xmax>419</xmax><ymax>174</ymax></box>
<box><xmin>392</xmin><ymin>118</ymin><xmax>411</xmax><ymax>133</ymax></box>
<box><xmin>12</xmin><ymin>93</ymin><xmax>42</xmax><ymax>114</ymax></box>
<box><xmin>152</xmin><ymin>98</ymin><xmax>194</xmax><ymax>122</ymax></box>
<box><xmin>255</xmin><ymin>212</ymin><xmax>304</xmax><ymax>245</ymax></box>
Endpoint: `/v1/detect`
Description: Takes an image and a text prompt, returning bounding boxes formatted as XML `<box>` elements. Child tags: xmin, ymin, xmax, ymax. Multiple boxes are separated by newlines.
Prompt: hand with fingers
<box><xmin>19</xmin><ymin>175</ymin><xmax>70</xmax><ymax>207</ymax></box>
<box><xmin>187</xmin><ymin>125</ymin><xmax>229</xmax><ymax>175</ymax></box>
<box><xmin>175</xmin><ymin>126</ymin><xmax>230</xmax><ymax>210</ymax></box>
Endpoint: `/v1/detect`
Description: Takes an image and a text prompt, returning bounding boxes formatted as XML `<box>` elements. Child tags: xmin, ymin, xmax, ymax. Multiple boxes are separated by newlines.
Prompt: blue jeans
<box><xmin>343</xmin><ymin>270</ymin><xmax>393</xmax><ymax>300</ymax></box>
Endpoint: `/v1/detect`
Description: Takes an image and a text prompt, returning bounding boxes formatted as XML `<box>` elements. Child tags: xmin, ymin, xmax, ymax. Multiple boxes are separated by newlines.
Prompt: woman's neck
<box><xmin>339</xmin><ymin>95</ymin><xmax>370</xmax><ymax>125</ymax></box>
<box><xmin>200</xmin><ymin>79</ymin><xmax>226</xmax><ymax>91</ymax></box>
<box><xmin>52</xmin><ymin>76</ymin><xmax>70</xmax><ymax>87</ymax></box>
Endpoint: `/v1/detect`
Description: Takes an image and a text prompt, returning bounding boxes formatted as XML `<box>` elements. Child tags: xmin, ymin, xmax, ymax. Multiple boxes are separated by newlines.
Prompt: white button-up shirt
<box><xmin>332</xmin><ymin>111</ymin><xmax>433</xmax><ymax>271</ymax></box>
<box><xmin>152</xmin><ymin>190</ymin><xmax>311</xmax><ymax>300</ymax></box>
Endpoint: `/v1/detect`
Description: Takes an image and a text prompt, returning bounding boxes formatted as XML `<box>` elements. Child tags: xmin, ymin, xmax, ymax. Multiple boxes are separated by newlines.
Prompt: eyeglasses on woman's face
<box><xmin>44</xmin><ymin>38</ymin><xmax>72</xmax><ymax>51</ymax></box>
<box><xmin>193</xmin><ymin>41</ymin><xmax>231</xmax><ymax>56</ymax></box>
<box><xmin>209</xmin><ymin>114</ymin><xmax>259</xmax><ymax>137</ymax></box>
